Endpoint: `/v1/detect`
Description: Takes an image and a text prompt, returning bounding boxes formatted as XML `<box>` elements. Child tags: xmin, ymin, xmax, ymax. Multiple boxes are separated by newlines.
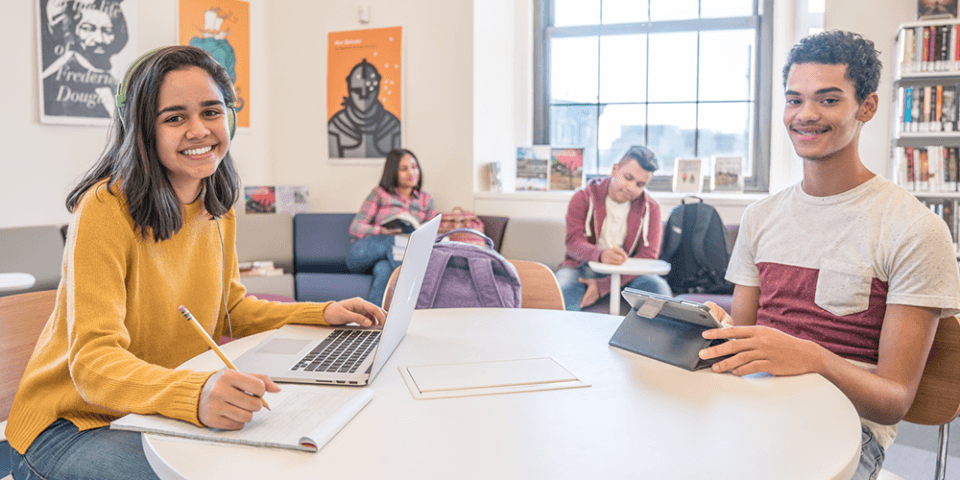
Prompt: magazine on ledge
<box><xmin>111</xmin><ymin>385</ymin><xmax>373</xmax><ymax>452</ymax></box>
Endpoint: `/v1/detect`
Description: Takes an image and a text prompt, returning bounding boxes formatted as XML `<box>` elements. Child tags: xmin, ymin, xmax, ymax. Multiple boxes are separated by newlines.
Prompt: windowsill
<box><xmin>475</xmin><ymin>190</ymin><xmax>768</xmax><ymax>206</ymax></box>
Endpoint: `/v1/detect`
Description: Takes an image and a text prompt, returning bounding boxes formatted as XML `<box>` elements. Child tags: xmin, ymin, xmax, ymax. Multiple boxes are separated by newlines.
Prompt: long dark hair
<box><xmin>66</xmin><ymin>45</ymin><xmax>240</xmax><ymax>242</ymax></box>
<box><xmin>378</xmin><ymin>148</ymin><xmax>422</xmax><ymax>195</ymax></box>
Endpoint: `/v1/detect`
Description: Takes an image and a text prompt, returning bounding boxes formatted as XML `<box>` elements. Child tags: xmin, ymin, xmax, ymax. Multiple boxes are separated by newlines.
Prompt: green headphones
<box><xmin>115</xmin><ymin>46</ymin><xmax>238</xmax><ymax>139</ymax></box>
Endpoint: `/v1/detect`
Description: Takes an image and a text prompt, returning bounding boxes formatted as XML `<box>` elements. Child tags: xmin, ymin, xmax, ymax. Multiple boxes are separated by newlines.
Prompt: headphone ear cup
<box><xmin>228</xmin><ymin>105</ymin><xmax>237</xmax><ymax>139</ymax></box>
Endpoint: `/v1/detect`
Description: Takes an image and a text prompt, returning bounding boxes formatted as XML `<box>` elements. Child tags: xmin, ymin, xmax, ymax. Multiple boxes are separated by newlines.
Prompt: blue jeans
<box><xmin>851</xmin><ymin>424</ymin><xmax>885</xmax><ymax>480</ymax></box>
<box><xmin>11</xmin><ymin>418</ymin><xmax>160</xmax><ymax>480</ymax></box>
<box><xmin>346</xmin><ymin>235</ymin><xmax>400</xmax><ymax>307</ymax></box>
<box><xmin>555</xmin><ymin>264</ymin><xmax>672</xmax><ymax>311</ymax></box>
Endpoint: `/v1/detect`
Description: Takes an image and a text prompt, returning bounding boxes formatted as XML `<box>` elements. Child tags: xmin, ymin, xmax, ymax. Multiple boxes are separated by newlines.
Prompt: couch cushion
<box><xmin>478</xmin><ymin>215</ymin><xmax>509</xmax><ymax>252</ymax></box>
<box><xmin>294</xmin><ymin>213</ymin><xmax>356</xmax><ymax>273</ymax></box>
<box><xmin>0</xmin><ymin>225</ymin><xmax>64</xmax><ymax>296</ymax></box>
<box><xmin>296</xmin><ymin>273</ymin><xmax>373</xmax><ymax>303</ymax></box>
<box><xmin>500</xmin><ymin>217</ymin><xmax>567</xmax><ymax>271</ymax></box>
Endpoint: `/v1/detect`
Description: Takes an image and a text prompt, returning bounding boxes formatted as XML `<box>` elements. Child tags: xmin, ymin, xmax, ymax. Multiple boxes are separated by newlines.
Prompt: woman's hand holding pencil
<box><xmin>179</xmin><ymin>305</ymin><xmax>280</xmax><ymax>430</ymax></box>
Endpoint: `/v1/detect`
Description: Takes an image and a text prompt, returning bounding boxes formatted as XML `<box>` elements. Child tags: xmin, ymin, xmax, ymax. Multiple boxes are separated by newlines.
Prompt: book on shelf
<box><xmin>900</xmin><ymin>22</ymin><xmax>960</xmax><ymax>74</ymax></box>
<box><xmin>896</xmin><ymin>145</ymin><xmax>960</xmax><ymax>192</ymax></box>
<box><xmin>110</xmin><ymin>385</ymin><xmax>374</xmax><ymax>453</ymax></box>
<box><xmin>380</xmin><ymin>212</ymin><xmax>420</xmax><ymax>234</ymax></box>
<box><xmin>896</xmin><ymin>83</ymin><xmax>959</xmax><ymax>132</ymax></box>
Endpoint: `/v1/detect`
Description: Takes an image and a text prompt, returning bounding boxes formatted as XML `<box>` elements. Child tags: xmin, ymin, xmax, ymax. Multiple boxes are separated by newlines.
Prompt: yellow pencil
<box><xmin>178</xmin><ymin>305</ymin><xmax>271</xmax><ymax>411</ymax></box>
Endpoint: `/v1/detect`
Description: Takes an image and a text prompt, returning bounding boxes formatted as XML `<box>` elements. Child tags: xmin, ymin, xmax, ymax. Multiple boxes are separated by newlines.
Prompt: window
<box><xmin>534</xmin><ymin>0</ymin><xmax>773</xmax><ymax>191</ymax></box>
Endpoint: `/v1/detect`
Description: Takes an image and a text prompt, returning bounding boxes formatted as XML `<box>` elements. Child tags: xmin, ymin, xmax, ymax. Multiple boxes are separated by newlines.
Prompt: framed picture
<box><xmin>36</xmin><ymin>0</ymin><xmax>138</xmax><ymax>125</ymax></box>
<box><xmin>710</xmin><ymin>156</ymin><xmax>745</xmax><ymax>192</ymax></box>
<box><xmin>516</xmin><ymin>146</ymin><xmax>549</xmax><ymax>191</ymax></box>
<box><xmin>918</xmin><ymin>0</ymin><xmax>957</xmax><ymax>19</ymax></box>
<box><xmin>179</xmin><ymin>0</ymin><xmax>251</xmax><ymax>129</ymax></box>
<box><xmin>327</xmin><ymin>26</ymin><xmax>403</xmax><ymax>161</ymax></box>
<box><xmin>549</xmin><ymin>148</ymin><xmax>584</xmax><ymax>191</ymax></box>
<box><xmin>673</xmin><ymin>158</ymin><xmax>703</xmax><ymax>194</ymax></box>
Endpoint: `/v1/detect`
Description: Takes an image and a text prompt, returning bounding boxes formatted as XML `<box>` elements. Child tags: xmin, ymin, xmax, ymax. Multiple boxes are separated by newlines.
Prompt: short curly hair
<box><xmin>782</xmin><ymin>30</ymin><xmax>882</xmax><ymax>104</ymax></box>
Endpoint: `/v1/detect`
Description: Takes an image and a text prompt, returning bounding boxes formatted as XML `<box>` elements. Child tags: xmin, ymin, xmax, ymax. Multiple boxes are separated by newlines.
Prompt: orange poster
<box><xmin>178</xmin><ymin>0</ymin><xmax>250</xmax><ymax>128</ymax></box>
<box><xmin>327</xmin><ymin>26</ymin><xmax>402</xmax><ymax>159</ymax></box>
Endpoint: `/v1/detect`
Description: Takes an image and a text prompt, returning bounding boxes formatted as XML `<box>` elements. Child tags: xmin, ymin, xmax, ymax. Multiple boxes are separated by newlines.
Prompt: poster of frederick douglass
<box><xmin>36</xmin><ymin>0</ymin><xmax>137</xmax><ymax>125</ymax></box>
<box><xmin>327</xmin><ymin>27</ymin><xmax>403</xmax><ymax>160</ymax></box>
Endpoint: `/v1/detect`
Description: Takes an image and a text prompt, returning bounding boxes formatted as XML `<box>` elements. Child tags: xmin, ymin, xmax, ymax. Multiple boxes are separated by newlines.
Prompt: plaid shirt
<box><xmin>349</xmin><ymin>186</ymin><xmax>438</xmax><ymax>239</ymax></box>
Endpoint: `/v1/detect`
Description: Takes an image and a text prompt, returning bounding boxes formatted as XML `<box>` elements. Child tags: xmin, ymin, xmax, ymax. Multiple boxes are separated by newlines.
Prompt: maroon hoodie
<box><xmin>559</xmin><ymin>176</ymin><xmax>662</xmax><ymax>298</ymax></box>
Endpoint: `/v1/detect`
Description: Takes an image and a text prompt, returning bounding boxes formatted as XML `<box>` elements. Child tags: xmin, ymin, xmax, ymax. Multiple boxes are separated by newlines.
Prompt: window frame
<box><xmin>533</xmin><ymin>0</ymin><xmax>773</xmax><ymax>192</ymax></box>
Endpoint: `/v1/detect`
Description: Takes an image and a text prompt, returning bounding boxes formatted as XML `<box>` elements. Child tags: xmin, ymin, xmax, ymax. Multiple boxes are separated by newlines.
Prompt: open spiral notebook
<box><xmin>110</xmin><ymin>385</ymin><xmax>372</xmax><ymax>452</ymax></box>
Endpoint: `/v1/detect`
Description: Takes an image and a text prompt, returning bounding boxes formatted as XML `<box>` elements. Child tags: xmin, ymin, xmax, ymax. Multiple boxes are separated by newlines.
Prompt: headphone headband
<box><xmin>115</xmin><ymin>46</ymin><xmax>238</xmax><ymax>138</ymax></box>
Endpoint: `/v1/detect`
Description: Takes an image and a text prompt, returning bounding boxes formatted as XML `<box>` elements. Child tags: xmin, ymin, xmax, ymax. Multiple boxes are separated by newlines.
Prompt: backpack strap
<box><xmin>417</xmin><ymin>249</ymin><xmax>454</xmax><ymax>308</ymax></box>
<box><xmin>436</xmin><ymin>228</ymin><xmax>495</xmax><ymax>249</ymax></box>
<box><xmin>468</xmin><ymin>257</ymin><xmax>508</xmax><ymax>307</ymax></box>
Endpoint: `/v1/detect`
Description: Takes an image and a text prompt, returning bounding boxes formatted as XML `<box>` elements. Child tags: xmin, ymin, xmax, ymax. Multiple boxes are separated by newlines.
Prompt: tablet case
<box><xmin>608</xmin><ymin>294</ymin><xmax>731</xmax><ymax>371</ymax></box>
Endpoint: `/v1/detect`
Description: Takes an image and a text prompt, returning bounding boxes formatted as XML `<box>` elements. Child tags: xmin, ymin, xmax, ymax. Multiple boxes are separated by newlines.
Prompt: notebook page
<box><xmin>111</xmin><ymin>385</ymin><xmax>373</xmax><ymax>452</ymax></box>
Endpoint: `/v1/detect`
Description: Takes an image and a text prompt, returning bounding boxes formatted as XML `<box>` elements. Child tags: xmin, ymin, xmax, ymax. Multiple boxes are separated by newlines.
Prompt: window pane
<box><xmin>649</xmin><ymin>0</ymin><xmax>698</xmax><ymax>21</ymax></box>
<box><xmin>699</xmin><ymin>29</ymin><xmax>755</xmax><ymax>102</ymax></box>
<box><xmin>646</xmin><ymin>103</ymin><xmax>696</xmax><ymax>174</ymax></box>
<box><xmin>599</xmin><ymin>34</ymin><xmax>647</xmax><ymax>103</ymax></box>
<box><xmin>601</xmin><ymin>0</ymin><xmax>648</xmax><ymax>24</ymax></box>
<box><xmin>700</xmin><ymin>0</ymin><xmax>754</xmax><ymax>18</ymax></box>
<box><xmin>550</xmin><ymin>37</ymin><xmax>599</xmax><ymax>104</ymax></box>
<box><xmin>550</xmin><ymin>105</ymin><xmax>599</xmax><ymax>174</ymax></box>
<box><xmin>647</xmin><ymin>33</ymin><xmax>697</xmax><ymax>102</ymax></box>
<box><xmin>697</xmin><ymin>102</ymin><xmax>753</xmax><ymax>176</ymax></box>
<box><xmin>554</xmin><ymin>0</ymin><xmax>600</xmax><ymax>26</ymax></box>
<box><xmin>598</xmin><ymin>104</ymin><xmax>646</xmax><ymax>173</ymax></box>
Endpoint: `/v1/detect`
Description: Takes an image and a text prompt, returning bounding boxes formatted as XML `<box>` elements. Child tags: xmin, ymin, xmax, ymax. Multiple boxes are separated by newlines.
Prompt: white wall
<box><xmin>267</xmin><ymin>0</ymin><xmax>476</xmax><ymax>215</ymax></box>
<box><xmin>0</xmin><ymin>0</ymin><xmax>922</xmax><ymax>229</ymax></box>
<box><xmin>0</xmin><ymin>0</ymin><xmax>276</xmax><ymax>228</ymax></box>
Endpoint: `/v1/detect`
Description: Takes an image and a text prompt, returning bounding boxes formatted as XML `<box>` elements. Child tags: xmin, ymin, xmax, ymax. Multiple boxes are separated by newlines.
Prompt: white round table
<box><xmin>587</xmin><ymin>258</ymin><xmax>671</xmax><ymax>314</ymax></box>
<box><xmin>0</xmin><ymin>273</ymin><xmax>36</xmax><ymax>293</ymax></box>
<box><xmin>142</xmin><ymin>308</ymin><xmax>860</xmax><ymax>480</ymax></box>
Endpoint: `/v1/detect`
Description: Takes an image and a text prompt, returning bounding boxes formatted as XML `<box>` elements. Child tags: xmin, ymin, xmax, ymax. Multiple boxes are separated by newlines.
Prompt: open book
<box><xmin>380</xmin><ymin>212</ymin><xmax>420</xmax><ymax>234</ymax></box>
<box><xmin>110</xmin><ymin>385</ymin><xmax>373</xmax><ymax>452</ymax></box>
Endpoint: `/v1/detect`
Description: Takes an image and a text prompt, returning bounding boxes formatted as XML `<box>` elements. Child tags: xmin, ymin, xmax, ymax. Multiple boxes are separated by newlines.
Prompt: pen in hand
<box><xmin>178</xmin><ymin>305</ymin><xmax>271</xmax><ymax>411</ymax></box>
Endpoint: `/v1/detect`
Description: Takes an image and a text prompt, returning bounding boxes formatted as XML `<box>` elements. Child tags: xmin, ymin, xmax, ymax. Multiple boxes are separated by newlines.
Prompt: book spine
<box><xmin>937</xmin><ymin>84</ymin><xmax>944</xmax><ymax>132</ymax></box>
<box><xmin>917</xmin><ymin>26</ymin><xmax>926</xmax><ymax>72</ymax></box>
<box><xmin>905</xmin><ymin>146</ymin><xmax>916</xmax><ymax>191</ymax></box>
<box><xmin>920</xmin><ymin>148</ymin><xmax>930</xmax><ymax>191</ymax></box>
<box><xmin>902</xmin><ymin>87</ymin><xmax>910</xmax><ymax>132</ymax></box>
<box><xmin>942</xmin><ymin>26</ymin><xmax>951</xmax><ymax>71</ymax></box>
<box><xmin>923</xmin><ymin>86</ymin><xmax>932</xmax><ymax>132</ymax></box>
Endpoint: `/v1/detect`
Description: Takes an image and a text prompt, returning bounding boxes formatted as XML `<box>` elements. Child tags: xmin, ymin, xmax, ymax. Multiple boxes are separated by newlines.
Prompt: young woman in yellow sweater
<box><xmin>6</xmin><ymin>46</ymin><xmax>385</xmax><ymax>480</ymax></box>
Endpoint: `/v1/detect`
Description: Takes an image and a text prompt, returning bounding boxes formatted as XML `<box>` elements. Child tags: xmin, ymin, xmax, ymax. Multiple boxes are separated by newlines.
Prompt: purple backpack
<box><xmin>416</xmin><ymin>229</ymin><xmax>522</xmax><ymax>309</ymax></box>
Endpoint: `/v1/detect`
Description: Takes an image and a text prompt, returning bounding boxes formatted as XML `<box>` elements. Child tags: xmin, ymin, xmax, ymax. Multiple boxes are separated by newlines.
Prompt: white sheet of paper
<box><xmin>402</xmin><ymin>356</ymin><xmax>587</xmax><ymax>399</ymax></box>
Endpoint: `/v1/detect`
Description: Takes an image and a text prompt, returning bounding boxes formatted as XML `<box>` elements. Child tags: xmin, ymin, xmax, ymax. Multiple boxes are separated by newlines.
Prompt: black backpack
<box><xmin>658</xmin><ymin>197</ymin><xmax>734</xmax><ymax>294</ymax></box>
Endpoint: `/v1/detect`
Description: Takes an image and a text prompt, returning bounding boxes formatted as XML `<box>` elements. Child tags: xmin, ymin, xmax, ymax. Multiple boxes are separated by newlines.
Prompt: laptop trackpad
<box><xmin>256</xmin><ymin>338</ymin><xmax>312</xmax><ymax>354</ymax></box>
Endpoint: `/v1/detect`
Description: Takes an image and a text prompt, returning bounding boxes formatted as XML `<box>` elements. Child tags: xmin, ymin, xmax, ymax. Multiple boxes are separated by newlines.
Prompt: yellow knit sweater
<box><xmin>6</xmin><ymin>181</ymin><xmax>330</xmax><ymax>453</ymax></box>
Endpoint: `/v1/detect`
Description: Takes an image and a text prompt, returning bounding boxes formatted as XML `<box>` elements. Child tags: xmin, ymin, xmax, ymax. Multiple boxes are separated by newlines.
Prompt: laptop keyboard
<box><xmin>292</xmin><ymin>329</ymin><xmax>382</xmax><ymax>374</ymax></box>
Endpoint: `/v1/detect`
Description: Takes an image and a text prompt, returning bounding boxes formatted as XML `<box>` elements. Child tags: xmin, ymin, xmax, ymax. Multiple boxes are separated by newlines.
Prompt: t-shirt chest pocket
<box><xmin>814</xmin><ymin>259</ymin><xmax>874</xmax><ymax>317</ymax></box>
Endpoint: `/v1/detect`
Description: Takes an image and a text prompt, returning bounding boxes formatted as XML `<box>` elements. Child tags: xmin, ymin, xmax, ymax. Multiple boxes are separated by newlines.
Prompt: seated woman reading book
<box><xmin>347</xmin><ymin>148</ymin><xmax>438</xmax><ymax>306</ymax></box>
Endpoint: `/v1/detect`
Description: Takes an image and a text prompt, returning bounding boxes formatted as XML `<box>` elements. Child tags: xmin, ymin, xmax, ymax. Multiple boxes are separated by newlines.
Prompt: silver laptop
<box><xmin>233</xmin><ymin>215</ymin><xmax>441</xmax><ymax>386</ymax></box>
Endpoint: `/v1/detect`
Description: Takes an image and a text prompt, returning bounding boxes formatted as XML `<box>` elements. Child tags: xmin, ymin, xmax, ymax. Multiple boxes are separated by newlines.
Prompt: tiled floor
<box><xmin>881</xmin><ymin>419</ymin><xmax>959</xmax><ymax>479</ymax></box>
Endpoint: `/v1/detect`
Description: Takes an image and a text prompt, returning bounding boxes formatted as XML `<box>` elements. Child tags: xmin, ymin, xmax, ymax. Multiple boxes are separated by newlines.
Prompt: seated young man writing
<box><xmin>555</xmin><ymin>146</ymin><xmax>672</xmax><ymax>311</ymax></box>
<box><xmin>699</xmin><ymin>31</ymin><xmax>960</xmax><ymax>480</ymax></box>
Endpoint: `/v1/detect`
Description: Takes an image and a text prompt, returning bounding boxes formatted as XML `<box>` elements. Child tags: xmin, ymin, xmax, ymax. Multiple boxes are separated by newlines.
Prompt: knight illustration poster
<box><xmin>327</xmin><ymin>27</ymin><xmax>403</xmax><ymax>160</ymax></box>
<box><xmin>550</xmin><ymin>148</ymin><xmax>584</xmax><ymax>191</ymax></box>
<box><xmin>36</xmin><ymin>0</ymin><xmax>138</xmax><ymax>125</ymax></box>
<box><xmin>178</xmin><ymin>0</ymin><xmax>250</xmax><ymax>128</ymax></box>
